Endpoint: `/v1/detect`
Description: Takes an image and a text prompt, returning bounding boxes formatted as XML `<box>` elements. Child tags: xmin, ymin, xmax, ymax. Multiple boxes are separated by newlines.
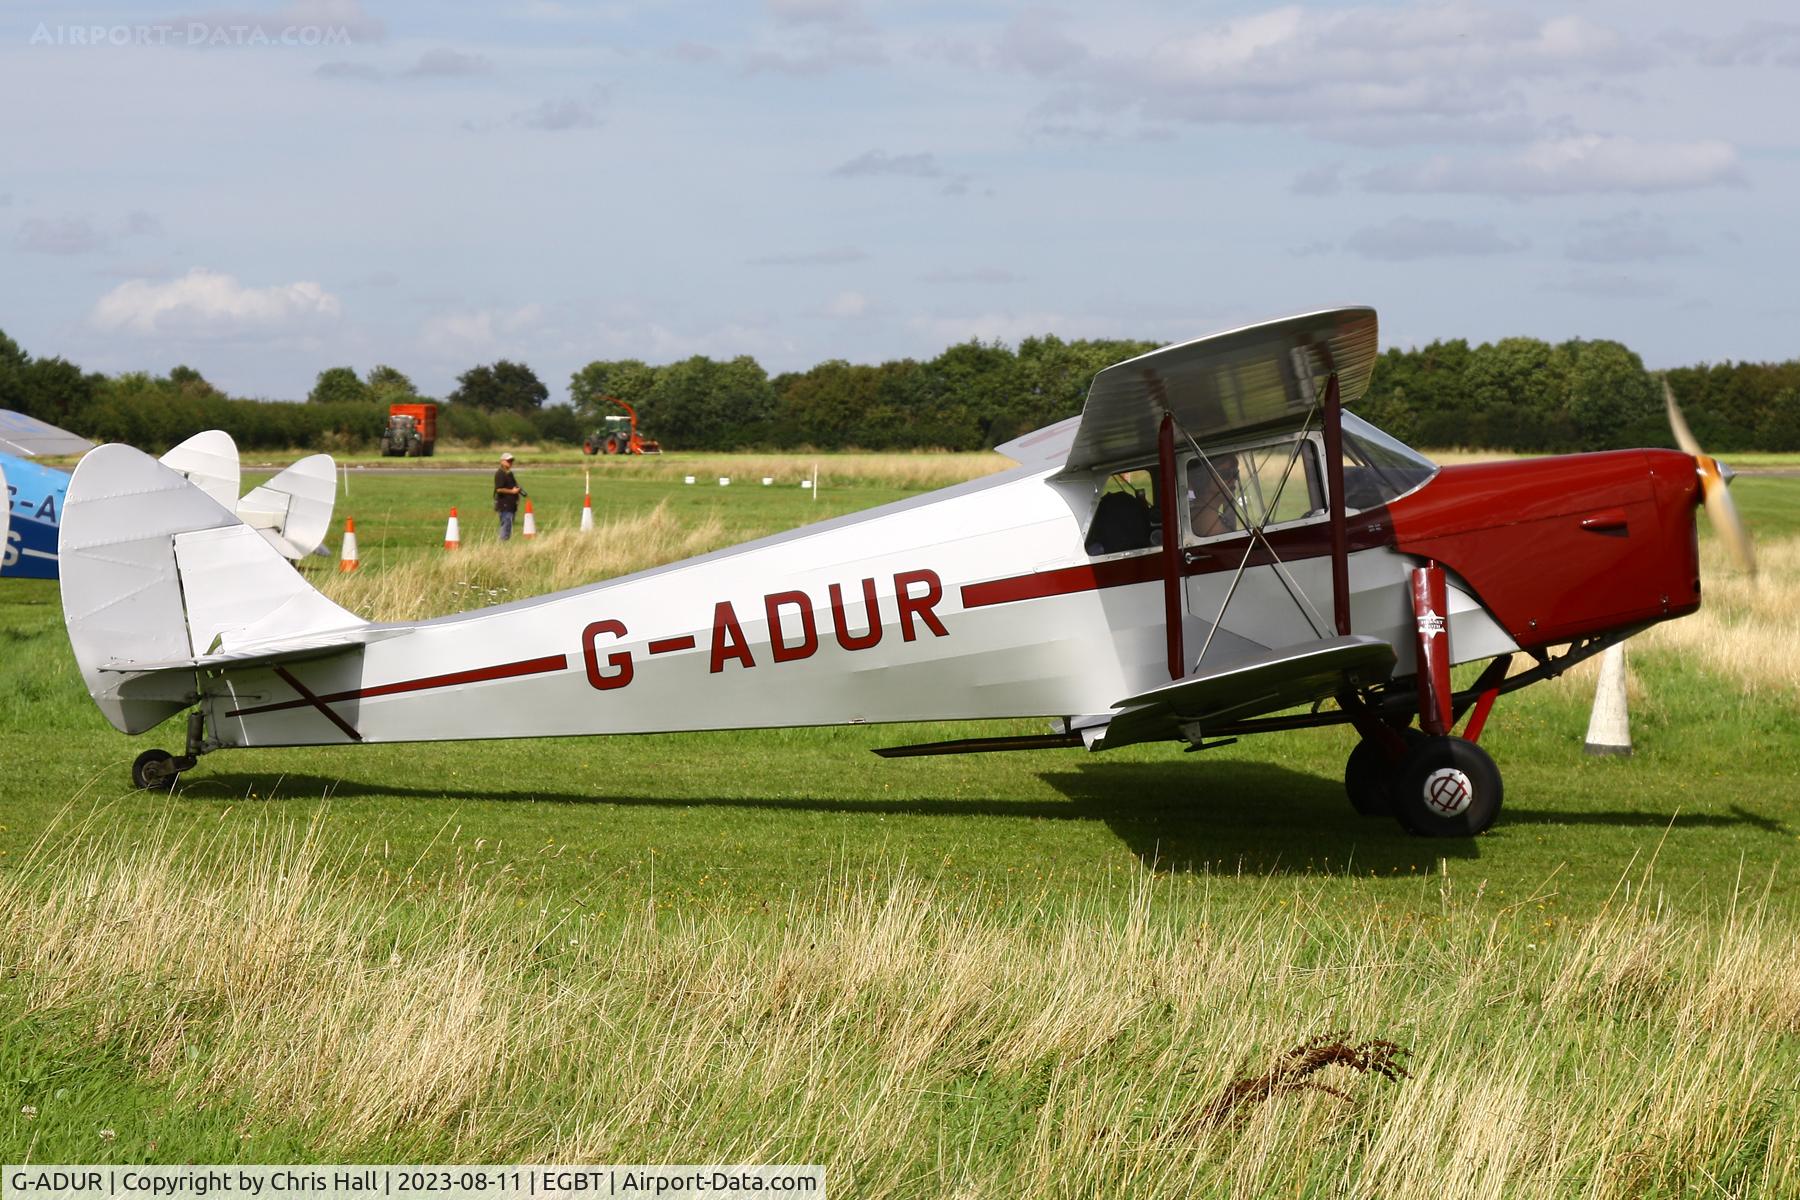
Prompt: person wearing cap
<box><xmin>493</xmin><ymin>452</ymin><xmax>524</xmax><ymax>540</ymax></box>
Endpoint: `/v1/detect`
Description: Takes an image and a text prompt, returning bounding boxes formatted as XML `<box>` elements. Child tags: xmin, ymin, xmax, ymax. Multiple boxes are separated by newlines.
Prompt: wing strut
<box><xmin>1321</xmin><ymin>372</ymin><xmax>1352</xmax><ymax>635</ymax></box>
<box><xmin>1156</xmin><ymin>410</ymin><xmax>1184</xmax><ymax>680</ymax></box>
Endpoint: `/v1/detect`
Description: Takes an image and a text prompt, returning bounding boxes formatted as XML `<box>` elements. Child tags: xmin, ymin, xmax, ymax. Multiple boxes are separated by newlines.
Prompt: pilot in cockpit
<box><xmin>1190</xmin><ymin>454</ymin><xmax>1242</xmax><ymax>537</ymax></box>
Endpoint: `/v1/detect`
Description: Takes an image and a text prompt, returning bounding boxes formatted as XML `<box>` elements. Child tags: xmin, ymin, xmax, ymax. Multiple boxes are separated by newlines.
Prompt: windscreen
<box><xmin>1340</xmin><ymin>413</ymin><xmax>1438</xmax><ymax>510</ymax></box>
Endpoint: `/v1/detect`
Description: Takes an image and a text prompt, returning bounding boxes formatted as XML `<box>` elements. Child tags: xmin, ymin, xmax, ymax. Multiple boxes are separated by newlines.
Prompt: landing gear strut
<box><xmin>130</xmin><ymin>712</ymin><xmax>209</xmax><ymax>791</ymax></box>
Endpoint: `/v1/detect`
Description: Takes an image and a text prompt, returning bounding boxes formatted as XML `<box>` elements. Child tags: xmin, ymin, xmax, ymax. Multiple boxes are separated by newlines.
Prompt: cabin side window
<box><xmin>1185</xmin><ymin>439</ymin><xmax>1325</xmax><ymax>542</ymax></box>
<box><xmin>1083</xmin><ymin>467</ymin><xmax>1162</xmax><ymax>556</ymax></box>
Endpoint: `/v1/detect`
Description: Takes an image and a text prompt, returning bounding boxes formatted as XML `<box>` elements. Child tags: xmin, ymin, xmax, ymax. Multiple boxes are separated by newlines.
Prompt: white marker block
<box><xmin>684</xmin><ymin>475</ymin><xmax>696</xmax><ymax>485</ymax></box>
<box><xmin>800</xmin><ymin>480</ymin><xmax>812</xmax><ymax>489</ymax></box>
<box><xmin>1584</xmin><ymin>642</ymin><xmax>1633</xmax><ymax>756</ymax></box>
<box><xmin>762</xmin><ymin>477</ymin><xmax>773</xmax><ymax>486</ymax></box>
<box><xmin>718</xmin><ymin>477</ymin><xmax>731</xmax><ymax>486</ymax></box>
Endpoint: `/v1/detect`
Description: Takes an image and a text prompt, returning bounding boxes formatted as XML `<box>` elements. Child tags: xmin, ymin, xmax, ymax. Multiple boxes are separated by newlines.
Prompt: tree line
<box><xmin>3</xmin><ymin>326</ymin><xmax>1797</xmax><ymax>456</ymax></box>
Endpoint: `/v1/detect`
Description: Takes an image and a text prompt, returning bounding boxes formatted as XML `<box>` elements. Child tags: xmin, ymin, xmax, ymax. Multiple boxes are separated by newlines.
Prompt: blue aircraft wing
<box><xmin>2</xmin><ymin>452</ymin><xmax>69</xmax><ymax>579</ymax></box>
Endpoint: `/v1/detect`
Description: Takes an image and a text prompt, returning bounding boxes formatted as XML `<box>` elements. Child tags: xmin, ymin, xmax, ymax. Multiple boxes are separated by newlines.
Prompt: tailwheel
<box><xmin>131</xmin><ymin>748</ymin><xmax>181</xmax><ymax>791</ymax></box>
<box><xmin>1391</xmin><ymin>736</ymin><xmax>1503</xmax><ymax>838</ymax></box>
<box><xmin>1343</xmin><ymin>728</ymin><xmax>1423</xmax><ymax>817</ymax></box>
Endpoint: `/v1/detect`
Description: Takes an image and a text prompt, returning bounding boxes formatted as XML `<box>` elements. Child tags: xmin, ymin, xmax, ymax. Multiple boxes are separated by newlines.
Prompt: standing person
<box><xmin>493</xmin><ymin>451</ymin><xmax>523</xmax><ymax>540</ymax></box>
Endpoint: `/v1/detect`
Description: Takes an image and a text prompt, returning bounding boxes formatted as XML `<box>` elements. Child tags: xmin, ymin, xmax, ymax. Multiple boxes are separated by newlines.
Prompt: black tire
<box><xmin>583</xmin><ymin>440</ymin><xmax>596</xmax><ymax>455</ymax></box>
<box><xmin>1391</xmin><ymin>736</ymin><xmax>1503</xmax><ymax>837</ymax></box>
<box><xmin>606</xmin><ymin>434</ymin><xmax>625</xmax><ymax>455</ymax></box>
<box><xmin>1343</xmin><ymin>728</ymin><xmax>1423</xmax><ymax>817</ymax></box>
<box><xmin>131</xmin><ymin>748</ymin><xmax>179</xmax><ymax>791</ymax></box>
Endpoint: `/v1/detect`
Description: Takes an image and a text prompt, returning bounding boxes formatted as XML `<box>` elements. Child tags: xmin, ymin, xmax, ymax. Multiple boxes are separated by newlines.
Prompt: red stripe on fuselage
<box><xmin>959</xmin><ymin>515</ymin><xmax>1397</xmax><ymax>610</ymax></box>
<box><xmin>225</xmin><ymin>653</ymin><xmax>570</xmax><ymax>719</ymax></box>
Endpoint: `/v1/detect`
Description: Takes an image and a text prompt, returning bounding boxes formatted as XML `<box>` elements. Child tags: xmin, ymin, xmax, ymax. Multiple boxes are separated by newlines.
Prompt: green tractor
<box><xmin>582</xmin><ymin>398</ymin><xmax>661</xmax><ymax>455</ymax></box>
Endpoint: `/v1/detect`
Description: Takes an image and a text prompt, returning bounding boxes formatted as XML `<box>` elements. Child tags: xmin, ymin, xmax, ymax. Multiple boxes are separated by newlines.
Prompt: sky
<box><xmin>2</xmin><ymin>0</ymin><xmax>1796</xmax><ymax>404</ymax></box>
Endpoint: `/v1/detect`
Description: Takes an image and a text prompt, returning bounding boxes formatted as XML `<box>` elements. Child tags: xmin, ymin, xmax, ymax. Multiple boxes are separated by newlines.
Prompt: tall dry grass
<box><xmin>578</xmin><ymin>452</ymin><xmax>1010</xmax><ymax>491</ymax></box>
<box><xmin>4</xmin><ymin>813</ymin><xmax>1797</xmax><ymax>1195</ymax></box>
<box><xmin>317</xmin><ymin>502</ymin><xmax>730</xmax><ymax>622</ymax></box>
<box><xmin>1639</xmin><ymin>536</ymin><xmax>1800</xmax><ymax>695</ymax></box>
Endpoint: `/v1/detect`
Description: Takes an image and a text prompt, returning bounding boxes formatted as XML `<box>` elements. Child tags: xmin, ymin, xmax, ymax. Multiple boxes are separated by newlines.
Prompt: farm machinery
<box><xmin>583</xmin><ymin>397</ymin><xmax>661</xmax><ymax>455</ymax></box>
<box><xmin>379</xmin><ymin>402</ymin><xmax>437</xmax><ymax>457</ymax></box>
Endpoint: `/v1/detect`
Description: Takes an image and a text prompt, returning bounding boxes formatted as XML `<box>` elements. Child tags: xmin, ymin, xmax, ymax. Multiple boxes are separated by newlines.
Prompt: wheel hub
<box><xmin>1422</xmin><ymin>767</ymin><xmax>1473</xmax><ymax>816</ymax></box>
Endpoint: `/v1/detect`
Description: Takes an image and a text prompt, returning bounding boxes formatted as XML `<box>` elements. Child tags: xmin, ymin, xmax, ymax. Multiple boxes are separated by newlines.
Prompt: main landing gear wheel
<box><xmin>1343</xmin><ymin>728</ymin><xmax>1424</xmax><ymax>817</ymax></box>
<box><xmin>131</xmin><ymin>748</ymin><xmax>181</xmax><ymax>791</ymax></box>
<box><xmin>1391</xmin><ymin>736</ymin><xmax>1503</xmax><ymax>838</ymax></box>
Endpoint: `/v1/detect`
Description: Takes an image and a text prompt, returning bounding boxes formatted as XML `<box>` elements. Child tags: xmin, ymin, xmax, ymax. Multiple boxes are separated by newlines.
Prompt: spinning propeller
<box><xmin>1664</xmin><ymin>379</ymin><xmax>1756</xmax><ymax>576</ymax></box>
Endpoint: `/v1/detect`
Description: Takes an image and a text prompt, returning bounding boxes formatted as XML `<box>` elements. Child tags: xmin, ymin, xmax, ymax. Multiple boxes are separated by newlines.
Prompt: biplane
<box><xmin>58</xmin><ymin>308</ymin><xmax>1752</xmax><ymax>836</ymax></box>
<box><xmin>3</xmin><ymin>416</ymin><xmax>337</xmax><ymax>579</ymax></box>
<box><xmin>1</xmin><ymin>409</ymin><xmax>92</xmax><ymax>579</ymax></box>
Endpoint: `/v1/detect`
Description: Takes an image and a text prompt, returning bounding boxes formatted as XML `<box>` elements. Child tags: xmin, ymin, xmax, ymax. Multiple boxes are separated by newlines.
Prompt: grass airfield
<box><xmin>2</xmin><ymin>455</ymin><xmax>1798</xmax><ymax>1195</ymax></box>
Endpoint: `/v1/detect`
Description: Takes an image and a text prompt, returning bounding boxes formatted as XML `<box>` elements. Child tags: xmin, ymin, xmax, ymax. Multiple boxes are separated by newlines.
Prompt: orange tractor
<box><xmin>582</xmin><ymin>396</ymin><xmax>662</xmax><ymax>455</ymax></box>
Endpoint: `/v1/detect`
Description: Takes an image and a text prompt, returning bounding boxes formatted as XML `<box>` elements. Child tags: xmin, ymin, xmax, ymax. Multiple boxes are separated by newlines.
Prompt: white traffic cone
<box><xmin>444</xmin><ymin>506</ymin><xmax>461</xmax><ymax>551</ymax></box>
<box><xmin>1584</xmin><ymin>642</ymin><xmax>1632</xmax><ymax>756</ymax></box>
<box><xmin>522</xmin><ymin>498</ymin><xmax>537</xmax><ymax>538</ymax></box>
<box><xmin>579</xmin><ymin>491</ymin><xmax>594</xmax><ymax>533</ymax></box>
<box><xmin>338</xmin><ymin>517</ymin><xmax>359</xmax><ymax>572</ymax></box>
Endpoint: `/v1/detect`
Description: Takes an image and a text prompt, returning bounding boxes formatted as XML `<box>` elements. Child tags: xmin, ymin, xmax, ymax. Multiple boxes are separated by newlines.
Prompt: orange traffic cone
<box><xmin>444</xmin><ymin>506</ymin><xmax>461</xmax><ymax>550</ymax></box>
<box><xmin>579</xmin><ymin>492</ymin><xmax>594</xmax><ymax>533</ymax></box>
<box><xmin>338</xmin><ymin>517</ymin><xmax>359</xmax><ymax>572</ymax></box>
<box><xmin>522</xmin><ymin>498</ymin><xmax>537</xmax><ymax>538</ymax></box>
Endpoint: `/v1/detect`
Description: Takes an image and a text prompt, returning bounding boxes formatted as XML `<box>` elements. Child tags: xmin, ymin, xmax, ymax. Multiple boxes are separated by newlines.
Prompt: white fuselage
<box><xmin>204</xmin><ymin>466</ymin><xmax>1514</xmax><ymax>748</ymax></box>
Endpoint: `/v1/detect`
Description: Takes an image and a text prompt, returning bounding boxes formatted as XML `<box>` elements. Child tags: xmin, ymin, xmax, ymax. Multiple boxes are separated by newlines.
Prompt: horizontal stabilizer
<box><xmin>238</xmin><ymin>452</ymin><xmax>337</xmax><ymax>558</ymax></box>
<box><xmin>1090</xmin><ymin>634</ymin><xmax>1395</xmax><ymax>751</ymax></box>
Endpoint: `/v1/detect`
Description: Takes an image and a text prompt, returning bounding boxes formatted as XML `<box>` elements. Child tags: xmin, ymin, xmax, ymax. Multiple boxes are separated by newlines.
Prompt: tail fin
<box><xmin>60</xmin><ymin>444</ymin><xmax>366</xmax><ymax>734</ymax></box>
<box><xmin>238</xmin><ymin>453</ymin><xmax>338</xmax><ymax>559</ymax></box>
<box><xmin>159</xmin><ymin>429</ymin><xmax>242</xmax><ymax>512</ymax></box>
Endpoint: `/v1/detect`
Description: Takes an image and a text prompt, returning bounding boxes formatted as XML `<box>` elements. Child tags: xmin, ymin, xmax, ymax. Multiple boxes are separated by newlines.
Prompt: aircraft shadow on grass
<box><xmin>189</xmin><ymin>761</ymin><xmax>1793</xmax><ymax>878</ymax></box>
<box><xmin>176</xmin><ymin>762</ymin><xmax>1447</xmax><ymax>875</ymax></box>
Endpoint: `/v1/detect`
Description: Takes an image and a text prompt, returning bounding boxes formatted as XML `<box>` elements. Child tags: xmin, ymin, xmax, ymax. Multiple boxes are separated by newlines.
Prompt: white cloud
<box><xmin>92</xmin><ymin>268</ymin><xmax>341</xmax><ymax>336</ymax></box>
<box><xmin>823</xmin><ymin>290</ymin><xmax>869</xmax><ymax>318</ymax></box>
<box><xmin>1676</xmin><ymin>20</ymin><xmax>1800</xmax><ymax>68</ymax></box>
<box><xmin>1343</xmin><ymin>217</ymin><xmax>1527</xmax><ymax>261</ymax></box>
<box><xmin>517</xmin><ymin>97</ymin><xmax>604</xmax><ymax>131</ymax></box>
<box><xmin>998</xmin><ymin>5</ymin><xmax>1653</xmax><ymax>145</ymax></box>
<box><xmin>406</xmin><ymin>48</ymin><xmax>492</xmax><ymax>77</ymax></box>
<box><xmin>831</xmin><ymin>149</ymin><xmax>943</xmax><ymax>178</ymax></box>
<box><xmin>421</xmin><ymin>304</ymin><xmax>545</xmax><ymax>355</ymax></box>
<box><xmin>1365</xmin><ymin>135</ymin><xmax>1743</xmax><ymax>197</ymax></box>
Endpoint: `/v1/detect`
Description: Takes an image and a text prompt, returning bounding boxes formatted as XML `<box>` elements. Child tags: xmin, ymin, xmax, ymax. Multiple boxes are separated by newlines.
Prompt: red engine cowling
<box><xmin>1385</xmin><ymin>449</ymin><xmax>1701</xmax><ymax>649</ymax></box>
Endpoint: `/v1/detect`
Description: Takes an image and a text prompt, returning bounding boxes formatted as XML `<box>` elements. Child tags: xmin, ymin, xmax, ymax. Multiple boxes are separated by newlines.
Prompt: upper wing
<box><xmin>1089</xmin><ymin>634</ymin><xmax>1395</xmax><ymax>751</ymax></box>
<box><xmin>0</xmin><ymin>409</ymin><xmax>96</xmax><ymax>458</ymax></box>
<box><xmin>1062</xmin><ymin>307</ymin><xmax>1378</xmax><ymax>474</ymax></box>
